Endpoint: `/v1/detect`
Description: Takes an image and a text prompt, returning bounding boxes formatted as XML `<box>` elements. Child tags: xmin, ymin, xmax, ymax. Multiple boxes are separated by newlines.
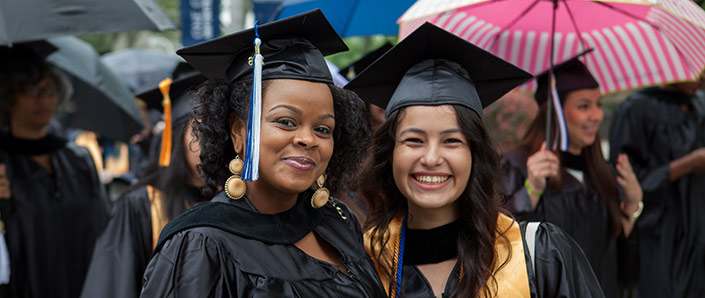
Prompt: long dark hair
<box><xmin>361</xmin><ymin>105</ymin><xmax>511</xmax><ymax>298</ymax></box>
<box><xmin>192</xmin><ymin>78</ymin><xmax>371</xmax><ymax>200</ymax></box>
<box><xmin>518</xmin><ymin>101</ymin><xmax>622</xmax><ymax>237</ymax></box>
<box><xmin>138</xmin><ymin>115</ymin><xmax>196</xmax><ymax>219</ymax></box>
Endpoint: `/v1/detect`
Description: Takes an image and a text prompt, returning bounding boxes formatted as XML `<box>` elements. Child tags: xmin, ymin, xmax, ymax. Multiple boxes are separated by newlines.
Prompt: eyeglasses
<box><xmin>19</xmin><ymin>85</ymin><xmax>58</xmax><ymax>99</ymax></box>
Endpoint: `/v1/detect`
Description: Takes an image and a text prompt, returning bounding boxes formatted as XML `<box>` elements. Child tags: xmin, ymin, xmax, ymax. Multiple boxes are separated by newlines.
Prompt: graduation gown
<box><xmin>80</xmin><ymin>185</ymin><xmax>209</xmax><ymax>298</ymax></box>
<box><xmin>366</xmin><ymin>213</ymin><xmax>604</xmax><ymax>298</ymax></box>
<box><xmin>609</xmin><ymin>87</ymin><xmax>705</xmax><ymax>298</ymax></box>
<box><xmin>0</xmin><ymin>135</ymin><xmax>109</xmax><ymax>298</ymax></box>
<box><xmin>502</xmin><ymin>147</ymin><xmax>632</xmax><ymax>298</ymax></box>
<box><xmin>139</xmin><ymin>191</ymin><xmax>386</xmax><ymax>298</ymax></box>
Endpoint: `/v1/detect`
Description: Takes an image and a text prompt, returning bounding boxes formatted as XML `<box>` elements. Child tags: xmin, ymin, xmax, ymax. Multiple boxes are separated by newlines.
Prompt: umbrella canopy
<box><xmin>275</xmin><ymin>0</ymin><xmax>416</xmax><ymax>37</ymax></box>
<box><xmin>0</xmin><ymin>0</ymin><xmax>175</xmax><ymax>45</ymax></box>
<box><xmin>102</xmin><ymin>49</ymin><xmax>180</xmax><ymax>93</ymax></box>
<box><xmin>399</xmin><ymin>0</ymin><xmax>705</xmax><ymax>94</ymax></box>
<box><xmin>45</xmin><ymin>37</ymin><xmax>143</xmax><ymax>142</ymax></box>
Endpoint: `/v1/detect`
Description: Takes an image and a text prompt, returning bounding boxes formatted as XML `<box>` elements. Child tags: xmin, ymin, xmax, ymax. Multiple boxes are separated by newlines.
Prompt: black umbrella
<box><xmin>43</xmin><ymin>37</ymin><xmax>143</xmax><ymax>142</ymax></box>
<box><xmin>0</xmin><ymin>0</ymin><xmax>175</xmax><ymax>45</ymax></box>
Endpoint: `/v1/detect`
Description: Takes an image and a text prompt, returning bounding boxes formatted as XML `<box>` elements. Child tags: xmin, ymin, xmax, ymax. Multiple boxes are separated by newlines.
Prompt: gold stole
<box><xmin>146</xmin><ymin>185</ymin><xmax>170</xmax><ymax>250</ymax></box>
<box><xmin>364</xmin><ymin>212</ymin><xmax>530</xmax><ymax>298</ymax></box>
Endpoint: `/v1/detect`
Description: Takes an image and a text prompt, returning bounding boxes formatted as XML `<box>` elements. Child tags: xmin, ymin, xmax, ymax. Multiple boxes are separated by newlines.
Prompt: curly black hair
<box><xmin>192</xmin><ymin>78</ymin><xmax>371</xmax><ymax>198</ymax></box>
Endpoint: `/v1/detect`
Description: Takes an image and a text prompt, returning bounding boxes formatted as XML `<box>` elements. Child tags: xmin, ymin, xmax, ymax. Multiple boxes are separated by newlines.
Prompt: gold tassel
<box><xmin>158</xmin><ymin>78</ymin><xmax>173</xmax><ymax>167</ymax></box>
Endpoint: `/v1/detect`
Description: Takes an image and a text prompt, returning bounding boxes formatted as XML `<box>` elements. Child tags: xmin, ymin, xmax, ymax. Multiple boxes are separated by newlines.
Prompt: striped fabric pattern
<box><xmin>399</xmin><ymin>0</ymin><xmax>705</xmax><ymax>94</ymax></box>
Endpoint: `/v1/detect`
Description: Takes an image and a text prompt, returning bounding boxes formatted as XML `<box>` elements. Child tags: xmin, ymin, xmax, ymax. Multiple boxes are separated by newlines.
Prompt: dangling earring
<box><xmin>225</xmin><ymin>155</ymin><xmax>246</xmax><ymax>200</ymax></box>
<box><xmin>311</xmin><ymin>175</ymin><xmax>330</xmax><ymax>208</ymax></box>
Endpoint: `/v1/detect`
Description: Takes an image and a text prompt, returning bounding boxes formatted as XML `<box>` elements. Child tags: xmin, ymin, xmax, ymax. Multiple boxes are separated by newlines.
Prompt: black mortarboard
<box><xmin>137</xmin><ymin>63</ymin><xmax>205</xmax><ymax>122</ymax></box>
<box><xmin>534</xmin><ymin>49</ymin><xmax>599</xmax><ymax>103</ymax></box>
<box><xmin>345</xmin><ymin>23</ymin><xmax>532</xmax><ymax>119</ymax></box>
<box><xmin>176</xmin><ymin>9</ymin><xmax>348</xmax><ymax>84</ymax></box>
<box><xmin>339</xmin><ymin>43</ymin><xmax>393</xmax><ymax>80</ymax></box>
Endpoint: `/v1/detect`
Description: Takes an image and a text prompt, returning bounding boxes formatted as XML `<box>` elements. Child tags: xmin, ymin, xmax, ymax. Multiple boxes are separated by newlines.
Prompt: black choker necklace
<box><xmin>561</xmin><ymin>151</ymin><xmax>585</xmax><ymax>171</ymax></box>
<box><xmin>403</xmin><ymin>221</ymin><xmax>459</xmax><ymax>265</ymax></box>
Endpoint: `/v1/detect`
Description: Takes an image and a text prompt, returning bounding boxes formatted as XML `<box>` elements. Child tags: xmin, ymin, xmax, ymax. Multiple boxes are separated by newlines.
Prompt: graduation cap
<box><xmin>534</xmin><ymin>49</ymin><xmax>599</xmax><ymax>103</ymax></box>
<box><xmin>136</xmin><ymin>63</ymin><xmax>206</xmax><ymax>167</ymax></box>
<box><xmin>137</xmin><ymin>63</ymin><xmax>205</xmax><ymax>122</ymax></box>
<box><xmin>338</xmin><ymin>43</ymin><xmax>393</xmax><ymax>80</ymax></box>
<box><xmin>345</xmin><ymin>23</ymin><xmax>532</xmax><ymax>119</ymax></box>
<box><xmin>175</xmin><ymin>9</ymin><xmax>348</xmax><ymax>181</ymax></box>
<box><xmin>176</xmin><ymin>9</ymin><xmax>348</xmax><ymax>84</ymax></box>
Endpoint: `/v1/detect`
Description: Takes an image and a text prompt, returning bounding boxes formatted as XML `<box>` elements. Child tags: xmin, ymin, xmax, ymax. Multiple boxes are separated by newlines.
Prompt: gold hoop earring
<box><xmin>311</xmin><ymin>175</ymin><xmax>330</xmax><ymax>208</ymax></box>
<box><xmin>225</xmin><ymin>155</ymin><xmax>246</xmax><ymax>200</ymax></box>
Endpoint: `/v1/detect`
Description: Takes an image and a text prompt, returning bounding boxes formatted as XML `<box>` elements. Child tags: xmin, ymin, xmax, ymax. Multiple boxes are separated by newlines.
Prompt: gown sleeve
<box><xmin>523</xmin><ymin>222</ymin><xmax>606</xmax><ymax>298</ymax></box>
<box><xmin>139</xmin><ymin>229</ymin><xmax>238</xmax><ymax>298</ymax></box>
<box><xmin>502</xmin><ymin>148</ymin><xmax>534</xmax><ymax>214</ymax></box>
<box><xmin>80</xmin><ymin>187</ymin><xmax>152</xmax><ymax>298</ymax></box>
<box><xmin>608</xmin><ymin>93</ymin><xmax>670</xmax><ymax>197</ymax></box>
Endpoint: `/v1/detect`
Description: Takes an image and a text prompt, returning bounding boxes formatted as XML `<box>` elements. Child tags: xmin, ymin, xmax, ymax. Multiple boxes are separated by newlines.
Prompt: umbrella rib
<box><xmin>592</xmin><ymin>1</ymin><xmax>651</xmax><ymax>25</ymax></box>
<box><xmin>562</xmin><ymin>0</ymin><xmax>589</xmax><ymax>53</ymax></box>
<box><xmin>488</xmin><ymin>0</ymin><xmax>541</xmax><ymax>51</ymax></box>
<box><xmin>343</xmin><ymin>0</ymin><xmax>363</xmax><ymax>36</ymax></box>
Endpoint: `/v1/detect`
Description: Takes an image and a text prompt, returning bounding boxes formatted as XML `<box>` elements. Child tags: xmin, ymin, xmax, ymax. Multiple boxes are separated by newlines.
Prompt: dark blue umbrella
<box><xmin>274</xmin><ymin>0</ymin><xmax>416</xmax><ymax>37</ymax></box>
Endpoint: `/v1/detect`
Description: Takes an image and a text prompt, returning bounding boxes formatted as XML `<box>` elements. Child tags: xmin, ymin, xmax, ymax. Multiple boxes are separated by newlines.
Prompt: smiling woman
<box><xmin>502</xmin><ymin>52</ymin><xmax>644</xmax><ymax>298</ymax></box>
<box><xmin>348</xmin><ymin>22</ymin><xmax>605</xmax><ymax>298</ymax></box>
<box><xmin>139</xmin><ymin>10</ymin><xmax>383</xmax><ymax>298</ymax></box>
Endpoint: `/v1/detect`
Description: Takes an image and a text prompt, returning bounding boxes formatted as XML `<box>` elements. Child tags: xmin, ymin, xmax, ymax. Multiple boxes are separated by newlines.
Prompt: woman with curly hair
<box><xmin>347</xmin><ymin>23</ymin><xmax>604</xmax><ymax>298</ymax></box>
<box><xmin>139</xmin><ymin>10</ymin><xmax>384</xmax><ymax>297</ymax></box>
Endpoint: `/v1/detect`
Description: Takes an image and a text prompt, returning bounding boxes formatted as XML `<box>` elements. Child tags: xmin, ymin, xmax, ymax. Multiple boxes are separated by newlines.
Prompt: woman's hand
<box><xmin>525</xmin><ymin>142</ymin><xmax>559</xmax><ymax>208</ymax></box>
<box><xmin>526</xmin><ymin>142</ymin><xmax>560</xmax><ymax>193</ymax></box>
<box><xmin>616</xmin><ymin>154</ymin><xmax>643</xmax><ymax>237</ymax></box>
<box><xmin>616</xmin><ymin>154</ymin><xmax>642</xmax><ymax>205</ymax></box>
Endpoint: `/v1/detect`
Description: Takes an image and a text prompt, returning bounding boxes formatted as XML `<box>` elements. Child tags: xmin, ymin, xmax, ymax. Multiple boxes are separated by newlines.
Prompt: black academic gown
<box><xmin>80</xmin><ymin>185</ymin><xmax>210</xmax><ymax>298</ymax></box>
<box><xmin>139</xmin><ymin>191</ymin><xmax>386</xmax><ymax>298</ymax></box>
<box><xmin>502</xmin><ymin>147</ymin><xmax>633</xmax><ymax>298</ymax></box>
<box><xmin>609</xmin><ymin>87</ymin><xmax>705</xmax><ymax>298</ymax></box>
<box><xmin>80</xmin><ymin>186</ymin><xmax>152</xmax><ymax>298</ymax></box>
<box><xmin>0</xmin><ymin>137</ymin><xmax>109</xmax><ymax>298</ymax></box>
<box><xmin>399</xmin><ymin>222</ymin><xmax>604</xmax><ymax>298</ymax></box>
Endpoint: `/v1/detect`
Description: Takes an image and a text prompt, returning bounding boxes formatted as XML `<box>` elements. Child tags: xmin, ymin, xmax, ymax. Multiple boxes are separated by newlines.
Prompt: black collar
<box><xmin>561</xmin><ymin>151</ymin><xmax>585</xmax><ymax>171</ymax></box>
<box><xmin>404</xmin><ymin>221</ymin><xmax>459</xmax><ymax>265</ymax></box>
<box><xmin>0</xmin><ymin>133</ymin><xmax>67</xmax><ymax>155</ymax></box>
<box><xmin>154</xmin><ymin>190</ymin><xmax>322</xmax><ymax>254</ymax></box>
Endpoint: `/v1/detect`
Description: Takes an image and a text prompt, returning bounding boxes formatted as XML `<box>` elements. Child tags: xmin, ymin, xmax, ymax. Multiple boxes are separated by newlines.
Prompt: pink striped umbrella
<box><xmin>399</xmin><ymin>0</ymin><xmax>705</xmax><ymax>94</ymax></box>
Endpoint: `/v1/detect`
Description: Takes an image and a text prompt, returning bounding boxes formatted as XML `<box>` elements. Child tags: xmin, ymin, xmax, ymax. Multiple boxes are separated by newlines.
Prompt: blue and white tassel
<box><xmin>242</xmin><ymin>21</ymin><xmax>264</xmax><ymax>181</ymax></box>
<box><xmin>550</xmin><ymin>73</ymin><xmax>570</xmax><ymax>152</ymax></box>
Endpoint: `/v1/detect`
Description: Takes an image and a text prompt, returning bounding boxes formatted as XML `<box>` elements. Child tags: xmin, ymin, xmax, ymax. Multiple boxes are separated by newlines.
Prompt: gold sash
<box><xmin>364</xmin><ymin>212</ymin><xmax>530</xmax><ymax>298</ymax></box>
<box><xmin>147</xmin><ymin>185</ymin><xmax>170</xmax><ymax>250</ymax></box>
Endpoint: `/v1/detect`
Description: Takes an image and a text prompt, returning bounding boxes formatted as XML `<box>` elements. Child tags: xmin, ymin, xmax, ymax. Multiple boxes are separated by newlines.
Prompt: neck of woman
<box><xmin>567</xmin><ymin>143</ymin><xmax>583</xmax><ymax>155</ymax></box>
<box><xmin>406</xmin><ymin>203</ymin><xmax>458</xmax><ymax>230</ymax></box>
<box><xmin>10</xmin><ymin>122</ymin><xmax>47</xmax><ymax>140</ymax></box>
<box><xmin>245</xmin><ymin>181</ymin><xmax>299</xmax><ymax>214</ymax></box>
